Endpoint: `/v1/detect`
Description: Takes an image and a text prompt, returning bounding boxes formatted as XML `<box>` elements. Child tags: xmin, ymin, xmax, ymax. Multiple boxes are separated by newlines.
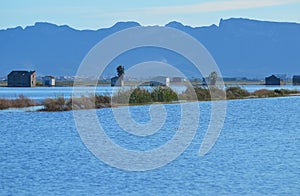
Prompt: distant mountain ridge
<box><xmin>1</xmin><ymin>18</ymin><xmax>300</xmax><ymax>77</ymax></box>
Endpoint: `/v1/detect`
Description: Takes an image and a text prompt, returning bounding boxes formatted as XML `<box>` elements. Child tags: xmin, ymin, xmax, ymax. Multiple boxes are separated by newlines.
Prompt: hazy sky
<box><xmin>1</xmin><ymin>0</ymin><xmax>300</xmax><ymax>30</ymax></box>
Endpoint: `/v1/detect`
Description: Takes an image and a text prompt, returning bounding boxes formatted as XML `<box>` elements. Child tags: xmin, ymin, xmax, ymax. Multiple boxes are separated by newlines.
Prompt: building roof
<box><xmin>43</xmin><ymin>76</ymin><xmax>55</xmax><ymax>79</ymax></box>
<box><xmin>8</xmin><ymin>70</ymin><xmax>36</xmax><ymax>75</ymax></box>
<box><xmin>266</xmin><ymin>75</ymin><xmax>279</xmax><ymax>79</ymax></box>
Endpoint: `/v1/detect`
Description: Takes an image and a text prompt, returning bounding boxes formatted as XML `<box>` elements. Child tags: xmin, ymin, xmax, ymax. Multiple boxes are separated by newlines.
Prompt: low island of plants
<box><xmin>0</xmin><ymin>86</ymin><xmax>299</xmax><ymax>112</ymax></box>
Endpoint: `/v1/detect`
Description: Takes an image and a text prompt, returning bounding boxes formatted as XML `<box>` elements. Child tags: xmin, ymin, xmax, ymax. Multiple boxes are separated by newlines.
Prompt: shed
<box><xmin>42</xmin><ymin>76</ymin><xmax>55</xmax><ymax>86</ymax></box>
<box><xmin>292</xmin><ymin>75</ymin><xmax>300</xmax><ymax>85</ymax></box>
<box><xmin>265</xmin><ymin>75</ymin><xmax>283</xmax><ymax>85</ymax></box>
<box><xmin>7</xmin><ymin>70</ymin><xmax>36</xmax><ymax>87</ymax></box>
<box><xmin>150</xmin><ymin>76</ymin><xmax>170</xmax><ymax>87</ymax></box>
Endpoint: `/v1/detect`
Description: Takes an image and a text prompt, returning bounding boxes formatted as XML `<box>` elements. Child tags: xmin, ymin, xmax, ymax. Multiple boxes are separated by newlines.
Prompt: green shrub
<box><xmin>112</xmin><ymin>87</ymin><xmax>178</xmax><ymax>104</ymax></box>
<box><xmin>151</xmin><ymin>87</ymin><xmax>178</xmax><ymax>102</ymax></box>
<box><xmin>129</xmin><ymin>88</ymin><xmax>152</xmax><ymax>104</ymax></box>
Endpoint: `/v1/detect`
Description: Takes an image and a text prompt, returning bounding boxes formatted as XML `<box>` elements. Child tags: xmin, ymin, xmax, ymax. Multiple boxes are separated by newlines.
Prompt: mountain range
<box><xmin>1</xmin><ymin>18</ymin><xmax>300</xmax><ymax>78</ymax></box>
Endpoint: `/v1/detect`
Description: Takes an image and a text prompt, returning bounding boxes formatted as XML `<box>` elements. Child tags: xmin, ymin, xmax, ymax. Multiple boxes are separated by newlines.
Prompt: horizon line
<box><xmin>1</xmin><ymin>17</ymin><xmax>300</xmax><ymax>31</ymax></box>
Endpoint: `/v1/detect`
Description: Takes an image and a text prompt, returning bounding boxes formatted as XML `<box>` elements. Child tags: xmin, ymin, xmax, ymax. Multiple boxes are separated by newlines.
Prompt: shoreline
<box><xmin>1</xmin><ymin>87</ymin><xmax>299</xmax><ymax>112</ymax></box>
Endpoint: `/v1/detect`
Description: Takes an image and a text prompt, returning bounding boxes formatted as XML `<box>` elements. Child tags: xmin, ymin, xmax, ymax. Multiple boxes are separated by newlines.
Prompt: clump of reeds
<box><xmin>0</xmin><ymin>95</ymin><xmax>38</xmax><ymax>110</ymax></box>
<box><xmin>41</xmin><ymin>94</ymin><xmax>112</xmax><ymax>111</ymax></box>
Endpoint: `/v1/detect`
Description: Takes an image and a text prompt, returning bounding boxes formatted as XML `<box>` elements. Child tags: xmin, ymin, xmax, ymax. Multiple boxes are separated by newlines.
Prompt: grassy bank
<box><xmin>0</xmin><ymin>95</ymin><xmax>39</xmax><ymax>110</ymax></box>
<box><xmin>37</xmin><ymin>87</ymin><xmax>300</xmax><ymax>112</ymax></box>
<box><xmin>0</xmin><ymin>87</ymin><xmax>299</xmax><ymax>111</ymax></box>
<box><xmin>40</xmin><ymin>95</ymin><xmax>111</xmax><ymax>111</ymax></box>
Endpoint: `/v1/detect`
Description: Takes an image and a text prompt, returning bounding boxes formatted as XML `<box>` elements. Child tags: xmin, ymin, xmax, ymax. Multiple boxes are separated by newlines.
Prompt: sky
<box><xmin>1</xmin><ymin>0</ymin><xmax>300</xmax><ymax>30</ymax></box>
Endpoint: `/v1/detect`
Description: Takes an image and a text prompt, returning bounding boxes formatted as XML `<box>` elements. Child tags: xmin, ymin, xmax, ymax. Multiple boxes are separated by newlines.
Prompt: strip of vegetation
<box><xmin>224</xmin><ymin>87</ymin><xmax>299</xmax><ymax>100</ymax></box>
<box><xmin>40</xmin><ymin>95</ymin><xmax>111</xmax><ymax>111</ymax></box>
<box><xmin>252</xmin><ymin>88</ymin><xmax>299</xmax><ymax>98</ymax></box>
<box><xmin>0</xmin><ymin>95</ymin><xmax>39</xmax><ymax>110</ymax></box>
<box><xmin>40</xmin><ymin>87</ymin><xmax>300</xmax><ymax>111</ymax></box>
<box><xmin>0</xmin><ymin>87</ymin><xmax>299</xmax><ymax>111</ymax></box>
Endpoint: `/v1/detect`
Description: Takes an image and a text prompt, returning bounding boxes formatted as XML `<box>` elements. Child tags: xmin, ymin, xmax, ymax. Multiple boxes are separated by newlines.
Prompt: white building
<box><xmin>42</xmin><ymin>76</ymin><xmax>55</xmax><ymax>86</ymax></box>
<box><xmin>150</xmin><ymin>76</ymin><xmax>170</xmax><ymax>87</ymax></box>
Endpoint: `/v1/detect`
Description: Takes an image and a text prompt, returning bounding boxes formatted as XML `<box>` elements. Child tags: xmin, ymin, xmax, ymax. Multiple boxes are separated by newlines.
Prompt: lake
<box><xmin>1</xmin><ymin>85</ymin><xmax>300</xmax><ymax>101</ymax></box>
<box><xmin>0</xmin><ymin>96</ymin><xmax>299</xmax><ymax>195</ymax></box>
<box><xmin>0</xmin><ymin>86</ymin><xmax>185</xmax><ymax>101</ymax></box>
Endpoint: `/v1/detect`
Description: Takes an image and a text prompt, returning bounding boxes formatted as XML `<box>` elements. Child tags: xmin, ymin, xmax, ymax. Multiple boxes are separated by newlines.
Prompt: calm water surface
<box><xmin>0</xmin><ymin>97</ymin><xmax>299</xmax><ymax>195</ymax></box>
<box><xmin>1</xmin><ymin>85</ymin><xmax>300</xmax><ymax>100</ymax></box>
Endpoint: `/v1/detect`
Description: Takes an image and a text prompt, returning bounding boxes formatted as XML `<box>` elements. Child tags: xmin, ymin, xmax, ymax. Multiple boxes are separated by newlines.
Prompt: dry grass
<box><xmin>252</xmin><ymin>89</ymin><xmax>277</xmax><ymax>98</ymax></box>
<box><xmin>41</xmin><ymin>95</ymin><xmax>112</xmax><ymax>111</ymax></box>
<box><xmin>0</xmin><ymin>95</ymin><xmax>38</xmax><ymax>110</ymax></box>
<box><xmin>1</xmin><ymin>87</ymin><xmax>299</xmax><ymax>112</ymax></box>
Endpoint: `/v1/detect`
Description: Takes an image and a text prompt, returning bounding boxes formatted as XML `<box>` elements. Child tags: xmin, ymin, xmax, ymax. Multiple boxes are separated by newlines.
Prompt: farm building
<box><xmin>292</xmin><ymin>75</ymin><xmax>300</xmax><ymax>85</ymax></box>
<box><xmin>42</xmin><ymin>76</ymin><xmax>55</xmax><ymax>86</ymax></box>
<box><xmin>150</xmin><ymin>76</ymin><xmax>170</xmax><ymax>87</ymax></box>
<box><xmin>265</xmin><ymin>75</ymin><xmax>283</xmax><ymax>85</ymax></box>
<box><xmin>7</xmin><ymin>70</ymin><xmax>36</xmax><ymax>87</ymax></box>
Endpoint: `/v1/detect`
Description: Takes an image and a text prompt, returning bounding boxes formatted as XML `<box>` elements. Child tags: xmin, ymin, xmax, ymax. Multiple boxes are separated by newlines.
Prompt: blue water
<box><xmin>235</xmin><ymin>84</ymin><xmax>300</xmax><ymax>92</ymax></box>
<box><xmin>1</xmin><ymin>85</ymin><xmax>300</xmax><ymax>100</ymax></box>
<box><xmin>0</xmin><ymin>87</ymin><xmax>113</xmax><ymax>100</ymax></box>
<box><xmin>0</xmin><ymin>97</ymin><xmax>300</xmax><ymax>195</ymax></box>
<box><xmin>0</xmin><ymin>86</ymin><xmax>187</xmax><ymax>101</ymax></box>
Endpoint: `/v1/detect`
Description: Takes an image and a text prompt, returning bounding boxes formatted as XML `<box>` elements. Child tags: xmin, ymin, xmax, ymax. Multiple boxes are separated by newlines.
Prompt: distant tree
<box><xmin>209</xmin><ymin>71</ymin><xmax>218</xmax><ymax>86</ymax></box>
<box><xmin>117</xmin><ymin>65</ymin><xmax>125</xmax><ymax>78</ymax></box>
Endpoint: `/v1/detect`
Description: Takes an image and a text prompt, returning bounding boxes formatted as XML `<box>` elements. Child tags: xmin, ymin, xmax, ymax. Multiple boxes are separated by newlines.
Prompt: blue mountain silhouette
<box><xmin>1</xmin><ymin>18</ymin><xmax>299</xmax><ymax>77</ymax></box>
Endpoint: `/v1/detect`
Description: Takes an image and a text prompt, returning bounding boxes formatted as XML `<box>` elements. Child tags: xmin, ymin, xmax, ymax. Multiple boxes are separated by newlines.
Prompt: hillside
<box><xmin>1</xmin><ymin>18</ymin><xmax>300</xmax><ymax>77</ymax></box>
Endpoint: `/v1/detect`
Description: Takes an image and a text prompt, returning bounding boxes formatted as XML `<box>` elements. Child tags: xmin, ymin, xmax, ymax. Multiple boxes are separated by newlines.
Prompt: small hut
<box><xmin>265</xmin><ymin>75</ymin><xmax>283</xmax><ymax>85</ymax></box>
<box><xmin>7</xmin><ymin>70</ymin><xmax>36</xmax><ymax>87</ymax></box>
<box><xmin>150</xmin><ymin>76</ymin><xmax>170</xmax><ymax>87</ymax></box>
<box><xmin>42</xmin><ymin>76</ymin><xmax>55</xmax><ymax>86</ymax></box>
